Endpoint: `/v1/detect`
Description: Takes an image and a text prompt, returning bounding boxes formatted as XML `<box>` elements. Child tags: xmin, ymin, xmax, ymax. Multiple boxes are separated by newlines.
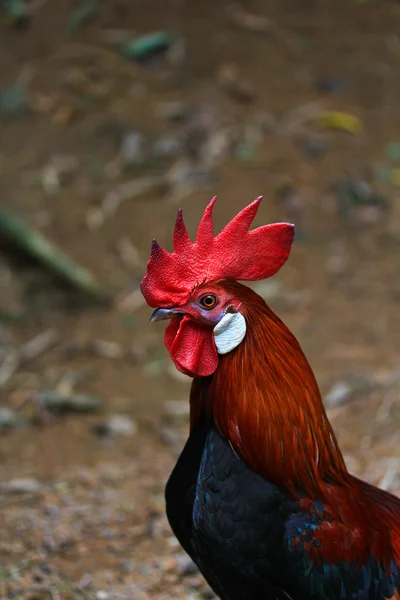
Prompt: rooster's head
<box><xmin>140</xmin><ymin>197</ymin><xmax>294</xmax><ymax>377</ymax></box>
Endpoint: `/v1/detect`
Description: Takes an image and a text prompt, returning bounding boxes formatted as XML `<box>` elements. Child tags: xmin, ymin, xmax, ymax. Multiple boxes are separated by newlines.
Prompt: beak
<box><xmin>150</xmin><ymin>307</ymin><xmax>187</xmax><ymax>323</ymax></box>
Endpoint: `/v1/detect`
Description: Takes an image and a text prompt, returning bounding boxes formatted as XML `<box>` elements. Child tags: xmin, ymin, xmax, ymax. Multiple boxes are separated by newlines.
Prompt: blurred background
<box><xmin>1</xmin><ymin>0</ymin><xmax>400</xmax><ymax>597</ymax></box>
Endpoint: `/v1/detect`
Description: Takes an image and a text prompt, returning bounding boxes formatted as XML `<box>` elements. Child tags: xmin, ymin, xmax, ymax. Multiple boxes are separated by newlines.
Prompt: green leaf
<box><xmin>121</xmin><ymin>31</ymin><xmax>173</xmax><ymax>61</ymax></box>
<box><xmin>385</xmin><ymin>142</ymin><xmax>400</xmax><ymax>161</ymax></box>
<box><xmin>0</xmin><ymin>208</ymin><xmax>112</xmax><ymax>303</ymax></box>
<box><xmin>3</xmin><ymin>0</ymin><xmax>29</xmax><ymax>24</ymax></box>
<box><xmin>67</xmin><ymin>0</ymin><xmax>98</xmax><ymax>35</ymax></box>
<box><xmin>0</xmin><ymin>84</ymin><xmax>28</xmax><ymax>116</ymax></box>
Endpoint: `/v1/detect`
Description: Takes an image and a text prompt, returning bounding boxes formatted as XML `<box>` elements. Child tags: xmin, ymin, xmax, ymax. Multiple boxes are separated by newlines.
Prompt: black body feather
<box><xmin>166</xmin><ymin>420</ymin><xmax>399</xmax><ymax>600</ymax></box>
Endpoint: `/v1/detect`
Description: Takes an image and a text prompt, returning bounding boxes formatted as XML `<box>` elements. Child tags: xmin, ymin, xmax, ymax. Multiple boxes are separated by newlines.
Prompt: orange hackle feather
<box><xmin>190</xmin><ymin>280</ymin><xmax>349</xmax><ymax>498</ymax></box>
<box><xmin>190</xmin><ymin>280</ymin><xmax>400</xmax><ymax>569</ymax></box>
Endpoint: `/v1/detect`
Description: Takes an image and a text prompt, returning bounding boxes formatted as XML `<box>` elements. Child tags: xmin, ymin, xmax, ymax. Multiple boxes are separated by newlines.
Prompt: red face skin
<box><xmin>163</xmin><ymin>283</ymin><xmax>242</xmax><ymax>378</ymax></box>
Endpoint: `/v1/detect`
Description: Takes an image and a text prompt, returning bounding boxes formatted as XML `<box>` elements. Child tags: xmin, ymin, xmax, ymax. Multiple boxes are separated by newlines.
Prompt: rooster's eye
<box><xmin>199</xmin><ymin>294</ymin><xmax>218</xmax><ymax>310</ymax></box>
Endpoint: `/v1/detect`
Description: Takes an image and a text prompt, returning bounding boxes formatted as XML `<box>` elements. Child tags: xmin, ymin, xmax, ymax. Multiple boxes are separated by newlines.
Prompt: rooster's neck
<box><xmin>190</xmin><ymin>281</ymin><xmax>349</xmax><ymax>499</ymax></box>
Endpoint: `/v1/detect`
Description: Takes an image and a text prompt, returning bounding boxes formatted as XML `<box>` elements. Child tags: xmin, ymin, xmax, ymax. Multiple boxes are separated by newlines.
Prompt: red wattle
<box><xmin>165</xmin><ymin>317</ymin><xmax>218</xmax><ymax>377</ymax></box>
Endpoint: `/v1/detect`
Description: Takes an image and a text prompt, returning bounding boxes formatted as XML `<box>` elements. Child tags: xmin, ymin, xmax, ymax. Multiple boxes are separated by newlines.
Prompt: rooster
<box><xmin>140</xmin><ymin>197</ymin><xmax>400</xmax><ymax>600</ymax></box>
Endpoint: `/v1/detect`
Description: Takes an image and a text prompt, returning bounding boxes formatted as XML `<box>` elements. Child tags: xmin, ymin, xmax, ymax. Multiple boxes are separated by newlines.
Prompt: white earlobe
<box><xmin>213</xmin><ymin>311</ymin><xmax>247</xmax><ymax>355</ymax></box>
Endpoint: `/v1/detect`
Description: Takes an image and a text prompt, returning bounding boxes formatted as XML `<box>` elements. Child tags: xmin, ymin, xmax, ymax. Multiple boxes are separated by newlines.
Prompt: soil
<box><xmin>0</xmin><ymin>1</ymin><xmax>400</xmax><ymax>598</ymax></box>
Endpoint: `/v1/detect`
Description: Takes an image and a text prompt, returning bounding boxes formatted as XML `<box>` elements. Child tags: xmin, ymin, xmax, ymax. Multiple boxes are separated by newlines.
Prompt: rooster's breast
<box><xmin>165</xmin><ymin>420</ymin><xmax>295</xmax><ymax>600</ymax></box>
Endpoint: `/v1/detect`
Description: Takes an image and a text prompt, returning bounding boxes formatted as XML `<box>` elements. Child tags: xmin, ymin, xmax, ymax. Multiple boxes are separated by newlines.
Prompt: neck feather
<box><xmin>190</xmin><ymin>280</ymin><xmax>349</xmax><ymax>500</ymax></box>
<box><xmin>190</xmin><ymin>281</ymin><xmax>400</xmax><ymax>568</ymax></box>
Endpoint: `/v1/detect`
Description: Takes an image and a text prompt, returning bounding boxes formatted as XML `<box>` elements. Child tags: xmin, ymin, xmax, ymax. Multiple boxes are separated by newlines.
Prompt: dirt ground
<box><xmin>1</xmin><ymin>0</ymin><xmax>400</xmax><ymax>598</ymax></box>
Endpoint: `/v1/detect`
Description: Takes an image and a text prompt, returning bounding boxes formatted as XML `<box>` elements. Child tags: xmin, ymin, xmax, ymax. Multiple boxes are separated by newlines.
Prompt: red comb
<box><xmin>140</xmin><ymin>196</ymin><xmax>295</xmax><ymax>307</ymax></box>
